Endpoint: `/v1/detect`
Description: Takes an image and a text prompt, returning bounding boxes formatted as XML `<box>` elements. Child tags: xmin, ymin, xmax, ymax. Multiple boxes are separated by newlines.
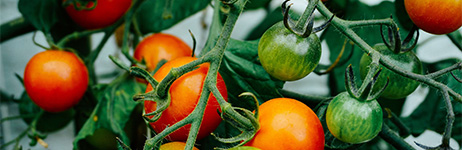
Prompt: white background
<box><xmin>1</xmin><ymin>0</ymin><xmax>461</xmax><ymax>149</ymax></box>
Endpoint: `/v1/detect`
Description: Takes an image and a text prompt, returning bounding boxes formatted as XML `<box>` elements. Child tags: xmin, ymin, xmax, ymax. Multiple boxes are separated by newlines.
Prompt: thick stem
<box><xmin>425</xmin><ymin>62</ymin><xmax>462</xmax><ymax>79</ymax></box>
<box><xmin>441</xmin><ymin>90</ymin><xmax>455</xmax><ymax>147</ymax></box>
<box><xmin>0</xmin><ymin>17</ymin><xmax>35</xmax><ymax>43</ymax></box>
<box><xmin>294</xmin><ymin>0</ymin><xmax>317</xmax><ymax>30</ymax></box>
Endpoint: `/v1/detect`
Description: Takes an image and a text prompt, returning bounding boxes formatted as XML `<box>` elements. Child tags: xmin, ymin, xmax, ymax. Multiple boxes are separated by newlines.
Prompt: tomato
<box><xmin>64</xmin><ymin>0</ymin><xmax>132</xmax><ymax>29</ymax></box>
<box><xmin>134</xmin><ymin>33</ymin><xmax>192</xmax><ymax>72</ymax></box>
<box><xmin>144</xmin><ymin>57</ymin><xmax>227</xmax><ymax>141</ymax></box>
<box><xmin>159</xmin><ymin>142</ymin><xmax>199</xmax><ymax>150</ymax></box>
<box><xmin>326</xmin><ymin>92</ymin><xmax>383</xmax><ymax>144</ymax></box>
<box><xmin>258</xmin><ymin>21</ymin><xmax>321</xmax><ymax>81</ymax></box>
<box><xmin>24</xmin><ymin>50</ymin><xmax>89</xmax><ymax>112</ymax></box>
<box><xmin>359</xmin><ymin>44</ymin><xmax>422</xmax><ymax>100</ymax></box>
<box><xmin>404</xmin><ymin>0</ymin><xmax>462</xmax><ymax>34</ymax></box>
<box><xmin>246</xmin><ymin>98</ymin><xmax>324</xmax><ymax>150</ymax></box>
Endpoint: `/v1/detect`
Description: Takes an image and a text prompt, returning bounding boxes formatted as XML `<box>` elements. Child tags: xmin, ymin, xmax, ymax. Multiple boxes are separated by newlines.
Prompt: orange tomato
<box><xmin>134</xmin><ymin>33</ymin><xmax>192</xmax><ymax>72</ymax></box>
<box><xmin>144</xmin><ymin>57</ymin><xmax>227</xmax><ymax>141</ymax></box>
<box><xmin>160</xmin><ymin>142</ymin><xmax>199</xmax><ymax>150</ymax></box>
<box><xmin>405</xmin><ymin>0</ymin><xmax>462</xmax><ymax>34</ymax></box>
<box><xmin>24</xmin><ymin>50</ymin><xmax>88</xmax><ymax>112</ymax></box>
<box><xmin>246</xmin><ymin>98</ymin><xmax>324</xmax><ymax>150</ymax></box>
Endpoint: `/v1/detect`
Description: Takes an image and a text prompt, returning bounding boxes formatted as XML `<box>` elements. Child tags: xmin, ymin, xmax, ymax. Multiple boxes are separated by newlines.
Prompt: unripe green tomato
<box><xmin>359</xmin><ymin>44</ymin><xmax>423</xmax><ymax>99</ymax></box>
<box><xmin>326</xmin><ymin>92</ymin><xmax>383</xmax><ymax>144</ymax></box>
<box><xmin>258</xmin><ymin>21</ymin><xmax>321</xmax><ymax>81</ymax></box>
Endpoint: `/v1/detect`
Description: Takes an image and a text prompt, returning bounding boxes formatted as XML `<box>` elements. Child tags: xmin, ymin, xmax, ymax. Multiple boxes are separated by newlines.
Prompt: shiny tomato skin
<box><xmin>159</xmin><ymin>142</ymin><xmax>199</xmax><ymax>150</ymax></box>
<box><xmin>246</xmin><ymin>98</ymin><xmax>324</xmax><ymax>150</ymax></box>
<box><xmin>359</xmin><ymin>44</ymin><xmax>422</xmax><ymax>100</ymax></box>
<box><xmin>24</xmin><ymin>50</ymin><xmax>89</xmax><ymax>113</ymax></box>
<box><xmin>144</xmin><ymin>57</ymin><xmax>227</xmax><ymax>141</ymax></box>
<box><xmin>64</xmin><ymin>0</ymin><xmax>132</xmax><ymax>29</ymax></box>
<box><xmin>326</xmin><ymin>92</ymin><xmax>383</xmax><ymax>144</ymax></box>
<box><xmin>134</xmin><ymin>33</ymin><xmax>192</xmax><ymax>72</ymax></box>
<box><xmin>258</xmin><ymin>21</ymin><xmax>321</xmax><ymax>81</ymax></box>
<box><xmin>404</xmin><ymin>0</ymin><xmax>462</xmax><ymax>34</ymax></box>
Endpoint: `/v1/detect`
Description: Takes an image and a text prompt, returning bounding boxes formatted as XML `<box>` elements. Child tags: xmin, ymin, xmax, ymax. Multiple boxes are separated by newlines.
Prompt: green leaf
<box><xmin>18</xmin><ymin>0</ymin><xmax>62</xmax><ymax>32</ymax></box>
<box><xmin>323</xmin><ymin>1</ymin><xmax>411</xmax><ymax>96</ymax></box>
<box><xmin>402</xmin><ymin>58</ymin><xmax>462</xmax><ymax>146</ymax></box>
<box><xmin>219</xmin><ymin>39</ymin><xmax>284</xmax><ymax>107</ymax></box>
<box><xmin>135</xmin><ymin>0</ymin><xmax>210</xmax><ymax>34</ymax></box>
<box><xmin>73</xmin><ymin>73</ymin><xmax>145</xmax><ymax>149</ymax></box>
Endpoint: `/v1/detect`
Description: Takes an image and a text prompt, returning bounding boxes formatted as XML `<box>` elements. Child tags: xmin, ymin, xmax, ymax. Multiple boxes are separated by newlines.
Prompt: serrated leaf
<box><xmin>219</xmin><ymin>39</ymin><xmax>284</xmax><ymax>108</ymax></box>
<box><xmin>18</xmin><ymin>0</ymin><xmax>61</xmax><ymax>32</ymax></box>
<box><xmin>73</xmin><ymin>73</ymin><xmax>145</xmax><ymax>149</ymax></box>
<box><xmin>135</xmin><ymin>0</ymin><xmax>210</xmax><ymax>34</ymax></box>
<box><xmin>402</xmin><ymin>58</ymin><xmax>462</xmax><ymax>145</ymax></box>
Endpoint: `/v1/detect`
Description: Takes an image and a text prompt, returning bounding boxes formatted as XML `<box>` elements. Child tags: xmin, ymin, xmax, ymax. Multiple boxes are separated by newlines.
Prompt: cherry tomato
<box><xmin>134</xmin><ymin>33</ymin><xmax>192</xmax><ymax>72</ymax></box>
<box><xmin>246</xmin><ymin>98</ymin><xmax>324</xmax><ymax>150</ymax></box>
<box><xmin>404</xmin><ymin>0</ymin><xmax>462</xmax><ymax>34</ymax></box>
<box><xmin>144</xmin><ymin>57</ymin><xmax>227</xmax><ymax>141</ymax></box>
<box><xmin>64</xmin><ymin>0</ymin><xmax>132</xmax><ymax>29</ymax></box>
<box><xmin>258</xmin><ymin>21</ymin><xmax>321</xmax><ymax>81</ymax></box>
<box><xmin>359</xmin><ymin>44</ymin><xmax>422</xmax><ymax>100</ymax></box>
<box><xmin>24</xmin><ymin>50</ymin><xmax>89</xmax><ymax>112</ymax></box>
<box><xmin>160</xmin><ymin>142</ymin><xmax>199</xmax><ymax>150</ymax></box>
<box><xmin>326</xmin><ymin>92</ymin><xmax>383</xmax><ymax>144</ymax></box>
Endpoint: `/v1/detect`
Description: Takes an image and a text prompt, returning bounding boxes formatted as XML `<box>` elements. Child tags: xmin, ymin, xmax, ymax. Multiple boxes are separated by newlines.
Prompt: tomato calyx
<box><xmin>345</xmin><ymin>64</ymin><xmax>389</xmax><ymax>101</ymax></box>
<box><xmin>380</xmin><ymin>21</ymin><xmax>419</xmax><ymax>54</ymax></box>
<box><xmin>63</xmin><ymin>0</ymin><xmax>97</xmax><ymax>11</ymax></box>
<box><xmin>281</xmin><ymin>0</ymin><xmax>333</xmax><ymax>38</ymax></box>
<box><xmin>213</xmin><ymin>92</ymin><xmax>260</xmax><ymax>147</ymax></box>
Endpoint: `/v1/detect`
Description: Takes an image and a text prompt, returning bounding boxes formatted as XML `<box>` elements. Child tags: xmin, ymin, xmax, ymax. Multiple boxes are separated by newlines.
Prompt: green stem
<box><xmin>316</xmin><ymin>1</ymin><xmax>462</xmax><ymax>148</ymax></box>
<box><xmin>425</xmin><ymin>62</ymin><xmax>462</xmax><ymax>79</ymax></box>
<box><xmin>294</xmin><ymin>0</ymin><xmax>317</xmax><ymax>30</ymax></box>
<box><xmin>379</xmin><ymin>124</ymin><xmax>415</xmax><ymax>150</ymax></box>
<box><xmin>0</xmin><ymin>17</ymin><xmax>35</xmax><ymax>43</ymax></box>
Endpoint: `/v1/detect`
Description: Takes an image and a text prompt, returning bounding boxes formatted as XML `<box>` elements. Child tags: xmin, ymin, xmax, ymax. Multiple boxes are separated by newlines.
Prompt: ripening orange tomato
<box><xmin>160</xmin><ymin>142</ymin><xmax>199</xmax><ymax>150</ymax></box>
<box><xmin>144</xmin><ymin>57</ymin><xmax>227</xmax><ymax>141</ymax></box>
<box><xmin>134</xmin><ymin>33</ymin><xmax>192</xmax><ymax>72</ymax></box>
<box><xmin>246</xmin><ymin>98</ymin><xmax>325</xmax><ymax>150</ymax></box>
<box><xmin>24</xmin><ymin>50</ymin><xmax>88</xmax><ymax>112</ymax></box>
<box><xmin>405</xmin><ymin>0</ymin><xmax>462</xmax><ymax>34</ymax></box>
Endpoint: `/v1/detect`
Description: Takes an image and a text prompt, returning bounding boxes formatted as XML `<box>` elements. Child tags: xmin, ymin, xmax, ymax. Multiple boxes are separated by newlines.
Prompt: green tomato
<box><xmin>326</xmin><ymin>92</ymin><xmax>383</xmax><ymax>144</ymax></box>
<box><xmin>258</xmin><ymin>21</ymin><xmax>321</xmax><ymax>81</ymax></box>
<box><xmin>359</xmin><ymin>44</ymin><xmax>423</xmax><ymax>99</ymax></box>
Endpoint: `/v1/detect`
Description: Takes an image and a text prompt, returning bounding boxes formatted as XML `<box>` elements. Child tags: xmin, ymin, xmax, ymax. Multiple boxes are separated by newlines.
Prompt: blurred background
<box><xmin>1</xmin><ymin>0</ymin><xmax>461</xmax><ymax>149</ymax></box>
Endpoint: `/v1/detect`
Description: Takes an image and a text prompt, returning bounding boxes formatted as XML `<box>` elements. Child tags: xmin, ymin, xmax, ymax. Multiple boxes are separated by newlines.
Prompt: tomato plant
<box><xmin>359</xmin><ymin>44</ymin><xmax>423</xmax><ymax>100</ymax></box>
<box><xmin>404</xmin><ymin>0</ymin><xmax>462</xmax><ymax>34</ymax></box>
<box><xmin>144</xmin><ymin>57</ymin><xmax>228</xmax><ymax>141</ymax></box>
<box><xmin>134</xmin><ymin>33</ymin><xmax>192</xmax><ymax>72</ymax></box>
<box><xmin>258</xmin><ymin>21</ymin><xmax>321</xmax><ymax>81</ymax></box>
<box><xmin>64</xmin><ymin>0</ymin><xmax>132</xmax><ymax>29</ymax></box>
<box><xmin>326</xmin><ymin>92</ymin><xmax>383</xmax><ymax>144</ymax></box>
<box><xmin>24</xmin><ymin>50</ymin><xmax>88</xmax><ymax>112</ymax></box>
<box><xmin>246</xmin><ymin>98</ymin><xmax>324</xmax><ymax>150</ymax></box>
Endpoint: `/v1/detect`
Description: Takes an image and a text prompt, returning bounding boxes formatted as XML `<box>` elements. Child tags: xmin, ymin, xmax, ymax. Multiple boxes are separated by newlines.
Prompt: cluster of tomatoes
<box><xmin>21</xmin><ymin>0</ymin><xmax>461</xmax><ymax>149</ymax></box>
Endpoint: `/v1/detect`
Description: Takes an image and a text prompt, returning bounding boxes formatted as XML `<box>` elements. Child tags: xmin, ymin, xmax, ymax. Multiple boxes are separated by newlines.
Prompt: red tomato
<box><xmin>246</xmin><ymin>98</ymin><xmax>324</xmax><ymax>150</ymax></box>
<box><xmin>134</xmin><ymin>33</ymin><xmax>192</xmax><ymax>72</ymax></box>
<box><xmin>144</xmin><ymin>57</ymin><xmax>227</xmax><ymax>141</ymax></box>
<box><xmin>405</xmin><ymin>0</ymin><xmax>462</xmax><ymax>34</ymax></box>
<box><xmin>24</xmin><ymin>50</ymin><xmax>89</xmax><ymax>112</ymax></box>
<box><xmin>64</xmin><ymin>0</ymin><xmax>132</xmax><ymax>29</ymax></box>
<box><xmin>159</xmin><ymin>142</ymin><xmax>199</xmax><ymax>150</ymax></box>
